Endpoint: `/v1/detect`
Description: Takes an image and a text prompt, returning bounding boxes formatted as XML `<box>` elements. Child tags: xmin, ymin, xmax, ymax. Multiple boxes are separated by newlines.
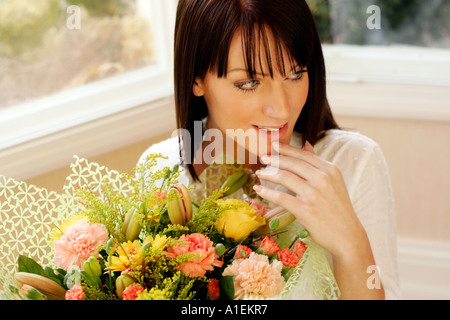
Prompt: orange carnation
<box><xmin>234</xmin><ymin>245</ymin><xmax>252</xmax><ymax>259</ymax></box>
<box><xmin>122</xmin><ymin>284</ymin><xmax>144</xmax><ymax>300</ymax></box>
<box><xmin>293</xmin><ymin>240</ymin><xmax>307</xmax><ymax>260</ymax></box>
<box><xmin>207</xmin><ymin>278</ymin><xmax>220</xmax><ymax>300</ymax></box>
<box><xmin>165</xmin><ymin>233</ymin><xmax>223</xmax><ymax>277</ymax></box>
<box><xmin>65</xmin><ymin>284</ymin><xmax>85</xmax><ymax>300</ymax></box>
<box><xmin>278</xmin><ymin>247</ymin><xmax>300</xmax><ymax>268</ymax></box>
<box><xmin>259</xmin><ymin>236</ymin><xmax>279</xmax><ymax>257</ymax></box>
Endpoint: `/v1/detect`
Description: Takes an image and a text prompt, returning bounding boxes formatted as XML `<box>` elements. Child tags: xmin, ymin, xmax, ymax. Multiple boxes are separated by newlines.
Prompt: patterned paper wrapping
<box><xmin>0</xmin><ymin>156</ymin><xmax>340</xmax><ymax>300</ymax></box>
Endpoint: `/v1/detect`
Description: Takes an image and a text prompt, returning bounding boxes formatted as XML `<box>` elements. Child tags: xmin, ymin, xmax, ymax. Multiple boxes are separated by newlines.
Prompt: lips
<box><xmin>252</xmin><ymin>122</ymin><xmax>288</xmax><ymax>140</ymax></box>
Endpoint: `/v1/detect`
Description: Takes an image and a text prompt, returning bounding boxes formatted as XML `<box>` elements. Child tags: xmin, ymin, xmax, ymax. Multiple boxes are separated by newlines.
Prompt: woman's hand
<box><xmin>253</xmin><ymin>141</ymin><xmax>385</xmax><ymax>299</ymax></box>
<box><xmin>253</xmin><ymin>141</ymin><xmax>365</xmax><ymax>259</ymax></box>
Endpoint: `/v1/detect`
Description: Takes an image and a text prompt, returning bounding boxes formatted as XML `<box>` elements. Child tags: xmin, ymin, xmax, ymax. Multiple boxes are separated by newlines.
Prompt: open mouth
<box><xmin>252</xmin><ymin>122</ymin><xmax>288</xmax><ymax>140</ymax></box>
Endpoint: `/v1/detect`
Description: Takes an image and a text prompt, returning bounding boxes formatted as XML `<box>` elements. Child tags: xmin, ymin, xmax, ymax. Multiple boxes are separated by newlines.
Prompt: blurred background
<box><xmin>0</xmin><ymin>0</ymin><xmax>449</xmax><ymax>299</ymax></box>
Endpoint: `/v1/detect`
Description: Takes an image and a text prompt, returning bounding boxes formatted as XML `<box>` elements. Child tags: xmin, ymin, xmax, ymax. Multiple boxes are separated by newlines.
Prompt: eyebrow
<box><xmin>228</xmin><ymin>65</ymin><xmax>304</xmax><ymax>76</ymax></box>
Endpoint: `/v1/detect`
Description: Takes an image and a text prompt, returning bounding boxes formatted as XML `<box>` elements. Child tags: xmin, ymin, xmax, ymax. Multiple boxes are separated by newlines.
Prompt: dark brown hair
<box><xmin>174</xmin><ymin>0</ymin><xmax>340</xmax><ymax>181</ymax></box>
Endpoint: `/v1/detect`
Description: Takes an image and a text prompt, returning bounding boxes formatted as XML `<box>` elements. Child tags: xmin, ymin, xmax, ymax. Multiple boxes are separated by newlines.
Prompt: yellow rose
<box><xmin>215</xmin><ymin>199</ymin><xmax>266</xmax><ymax>241</ymax></box>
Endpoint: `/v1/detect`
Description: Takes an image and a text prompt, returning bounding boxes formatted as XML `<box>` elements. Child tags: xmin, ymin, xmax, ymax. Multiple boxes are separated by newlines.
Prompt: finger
<box><xmin>304</xmin><ymin>141</ymin><xmax>315</xmax><ymax>154</ymax></box>
<box><xmin>252</xmin><ymin>184</ymin><xmax>309</xmax><ymax>224</ymax></box>
<box><xmin>255</xmin><ymin>167</ymin><xmax>314</xmax><ymax>202</ymax></box>
<box><xmin>273</xmin><ymin>141</ymin><xmax>335</xmax><ymax>173</ymax></box>
<box><xmin>260</xmin><ymin>154</ymin><xmax>319</xmax><ymax>182</ymax></box>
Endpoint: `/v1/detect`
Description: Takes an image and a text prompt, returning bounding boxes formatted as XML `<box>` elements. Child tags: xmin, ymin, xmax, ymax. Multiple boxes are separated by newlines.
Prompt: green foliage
<box><xmin>378</xmin><ymin>0</ymin><xmax>421</xmax><ymax>30</ymax></box>
<box><xmin>186</xmin><ymin>190</ymin><xmax>223</xmax><ymax>236</ymax></box>
<box><xmin>306</xmin><ymin>0</ymin><xmax>332</xmax><ymax>43</ymax></box>
<box><xmin>0</xmin><ymin>0</ymin><xmax>61</xmax><ymax>57</ymax></box>
<box><xmin>82</xmin><ymin>280</ymin><xmax>117</xmax><ymax>300</ymax></box>
<box><xmin>136</xmin><ymin>271</ymin><xmax>207</xmax><ymax>300</ymax></box>
<box><xmin>17</xmin><ymin>255</ymin><xmax>66</xmax><ymax>287</ymax></box>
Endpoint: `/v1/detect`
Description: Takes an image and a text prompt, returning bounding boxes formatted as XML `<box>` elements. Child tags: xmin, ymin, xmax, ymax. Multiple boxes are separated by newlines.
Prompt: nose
<box><xmin>262</xmin><ymin>83</ymin><xmax>290</xmax><ymax>120</ymax></box>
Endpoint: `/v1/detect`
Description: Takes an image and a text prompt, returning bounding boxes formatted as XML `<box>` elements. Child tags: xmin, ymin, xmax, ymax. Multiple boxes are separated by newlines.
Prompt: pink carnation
<box><xmin>53</xmin><ymin>220</ymin><xmax>108</xmax><ymax>270</ymax></box>
<box><xmin>165</xmin><ymin>233</ymin><xmax>223</xmax><ymax>277</ymax></box>
<box><xmin>278</xmin><ymin>248</ymin><xmax>300</xmax><ymax>268</ymax></box>
<box><xmin>259</xmin><ymin>236</ymin><xmax>280</xmax><ymax>257</ymax></box>
<box><xmin>122</xmin><ymin>284</ymin><xmax>144</xmax><ymax>300</ymax></box>
<box><xmin>65</xmin><ymin>284</ymin><xmax>85</xmax><ymax>300</ymax></box>
<box><xmin>223</xmin><ymin>252</ymin><xmax>285</xmax><ymax>299</ymax></box>
<box><xmin>249</xmin><ymin>199</ymin><xmax>271</xmax><ymax>216</ymax></box>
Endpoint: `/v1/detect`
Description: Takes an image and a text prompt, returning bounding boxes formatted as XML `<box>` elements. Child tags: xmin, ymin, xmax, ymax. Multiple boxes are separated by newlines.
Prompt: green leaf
<box><xmin>44</xmin><ymin>267</ymin><xmax>65</xmax><ymax>286</ymax></box>
<box><xmin>219</xmin><ymin>276</ymin><xmax>235</xmax><ymax>300</ymax></box>
<box><xmin>80</xmin><ymin>271</ymin><xmax>99</xmax><ymax>287</ymax></box>
<box><xmin>17</xmin><ymin>255</ymin><xmax>47</xmax><ymax>277</ymax></box>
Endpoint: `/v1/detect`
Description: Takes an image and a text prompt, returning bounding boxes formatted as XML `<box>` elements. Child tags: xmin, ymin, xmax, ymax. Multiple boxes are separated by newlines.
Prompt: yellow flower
<box><xmin>146</xmin><ymin>198</ymin><xmax>160</xmax><ymax>224</ymax></box>
<box><xmin>215</xmin><ymin>199</ymin><xmax>266</xmax><ymax>241</ymax></box>
<box><xmin>108</xmin><ymin>240</ymin><xmax>144</xmax><ymax>272</ymax></box>
<box><xmin>143</xmin><ymin>234</ymin><xmax>169</xmax><ymax>250</ymax></box>
<box><xmin>49</xmin><ymin>215</ymin><xmax>88</xmax><ymax>244</ymax></box>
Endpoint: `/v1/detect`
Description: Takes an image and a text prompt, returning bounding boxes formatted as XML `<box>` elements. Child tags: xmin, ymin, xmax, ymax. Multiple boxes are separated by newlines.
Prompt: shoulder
<box><xmin>313</xmin><ymin>129</ymin><xmax>389</xmax><ymax>197</ymax></box>
<box><xmin>315</xmin><ymin>129</ymin><xmax>381</xmax><ymax>160</ymax></box>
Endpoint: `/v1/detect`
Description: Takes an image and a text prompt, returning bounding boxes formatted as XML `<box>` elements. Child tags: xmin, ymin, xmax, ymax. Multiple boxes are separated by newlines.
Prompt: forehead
<box><xmin>226</xmin><ymin>27</ymin><xmax>297</xmax><ymax>76</ymax></box>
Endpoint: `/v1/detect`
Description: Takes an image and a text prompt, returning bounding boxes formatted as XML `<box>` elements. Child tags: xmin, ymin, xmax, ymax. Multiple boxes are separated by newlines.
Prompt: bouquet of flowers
<box><xmin>0</xmin><ymin>154</ymin><xmax>339</xmax><ymax>300</ymax></box>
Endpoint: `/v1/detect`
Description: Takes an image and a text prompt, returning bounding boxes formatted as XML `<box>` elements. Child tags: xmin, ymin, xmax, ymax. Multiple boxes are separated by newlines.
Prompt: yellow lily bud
<box><xmin>122</xmin><ymin>207</ymin><xmax>143</xmax><ymax>242</ymax></box>
<box><xmin>116</xmin><ymin>274</ymin><xmax>137</xmax><ymax>299</ymax></box>
<box><xmin>220</xmin><ymin>171</ymin><xmax>249</xmax><ymax>197</ymax></box>
<box><xmin>251</xmin><ymin>206</ymin><xmax>296</xmax><ymax>237</ymax></box>
<box><xmin>167</xmin><ymin>184</ymin><xmax>193</xmax><ymax>225</ymax></box>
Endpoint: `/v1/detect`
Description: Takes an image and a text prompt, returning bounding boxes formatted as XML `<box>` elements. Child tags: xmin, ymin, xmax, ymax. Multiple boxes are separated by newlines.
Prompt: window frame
<box><xmin>0</xmin><ymin>0</ymin><xmax>178</xmax><ymax>181</ymax></box>
<box><xmin>323</xmin><ymin>44</ymin><xmax>450</xmax><ymax>122</ymax></box>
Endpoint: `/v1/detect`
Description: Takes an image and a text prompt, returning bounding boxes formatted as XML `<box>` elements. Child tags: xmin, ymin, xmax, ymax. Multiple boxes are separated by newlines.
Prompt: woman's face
<box><xmin>193</xmin><ymin>29</ymin><xmax>309</xmax><ymax>161</ymax></box>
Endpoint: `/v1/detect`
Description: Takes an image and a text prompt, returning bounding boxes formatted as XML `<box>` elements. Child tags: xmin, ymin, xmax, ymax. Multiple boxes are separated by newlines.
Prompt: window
<box><xmin>0</xmin><ymin>0</ymin><xmax>177</xmax><ymax>180</ymax></box>
<box><xmin>0</xmin><ymin>0</ymin><xmax>158</xmax><ymax>109</ymax></box>
<box><xmin>307</xmin><ymin>0</ymin><xmax>450</xmax><ymax>120</ymax></box>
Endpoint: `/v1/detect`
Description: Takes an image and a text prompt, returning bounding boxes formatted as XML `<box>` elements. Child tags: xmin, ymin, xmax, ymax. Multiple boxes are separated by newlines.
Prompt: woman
<box><xmin>139</xmin><ymin>0</ymin><xmax>401</xmax><ymax>299</ymax></box>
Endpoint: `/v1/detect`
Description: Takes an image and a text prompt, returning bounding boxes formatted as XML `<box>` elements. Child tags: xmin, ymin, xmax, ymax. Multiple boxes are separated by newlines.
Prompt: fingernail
<box><xmin>304</xmin><ymin>140</ymin><xmax>315</xmax><ymax>153</ymax></box>
<box><xmin>253</xmin><ymin>185</ymin><xmax>263</xmax><ymax>193</ymax></box>
<box><xmin>256</xmin><ymin>168</ymin><xmax>279</xmax><ymax>176</ymax></box>
<box><xmin>260</xmin><ymin>155</ymin><xmax>270</xmax><ymax>164</ymax></box>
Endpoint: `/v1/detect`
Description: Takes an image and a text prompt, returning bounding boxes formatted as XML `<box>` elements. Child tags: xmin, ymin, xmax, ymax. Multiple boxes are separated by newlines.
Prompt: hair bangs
<box><xmin>214</xmin><ymin>13</ymin><xmax>313</xmax><ymax>80</ymax></box>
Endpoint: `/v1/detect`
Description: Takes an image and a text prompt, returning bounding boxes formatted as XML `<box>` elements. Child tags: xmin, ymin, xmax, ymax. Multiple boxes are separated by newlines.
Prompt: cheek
<box><xmin>206</xmin><ymin>91</ymin><xmax>256</xmax><ymax>127</ymax></box>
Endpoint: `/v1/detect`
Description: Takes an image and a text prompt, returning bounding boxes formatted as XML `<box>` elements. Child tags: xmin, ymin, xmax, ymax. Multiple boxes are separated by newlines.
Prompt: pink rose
<box><xmin>53</xmin><ymin>220</ymin><xmax>108</xmax><ymax>270</ymax></box>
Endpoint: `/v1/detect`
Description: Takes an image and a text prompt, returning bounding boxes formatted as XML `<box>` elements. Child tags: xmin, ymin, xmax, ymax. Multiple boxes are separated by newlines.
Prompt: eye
<box><xmin>286</xmin><ymin>69</ymin><xmax>307</xmax><ymax>81</ymax></box>
<box><xmin>234</xmin><ymin>80</ymin><xmax>259</xmax><ymax>91</ymax></box>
